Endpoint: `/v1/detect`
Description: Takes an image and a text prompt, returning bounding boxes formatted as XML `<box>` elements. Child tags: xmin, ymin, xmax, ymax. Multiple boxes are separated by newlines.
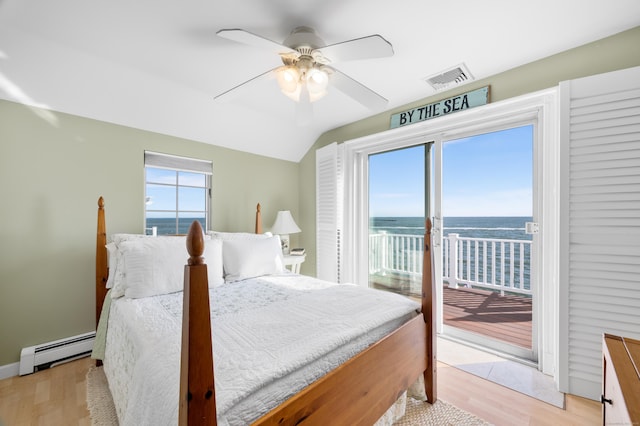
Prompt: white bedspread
<box><xmin>103</xmin><ymin>274</ymin><xmax>420</xmax><ymax>425</ymax></box>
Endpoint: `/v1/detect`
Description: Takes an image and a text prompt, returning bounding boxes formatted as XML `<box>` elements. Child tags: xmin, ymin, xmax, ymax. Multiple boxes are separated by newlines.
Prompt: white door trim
<box><xmin>342</xmin><ymin>87</ymin><xmax>560</xmax><ymax>379</ymax></box>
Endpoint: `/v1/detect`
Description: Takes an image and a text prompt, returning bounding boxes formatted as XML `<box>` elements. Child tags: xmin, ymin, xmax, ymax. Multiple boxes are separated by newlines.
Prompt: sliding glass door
<box><xmin>342</xmin><ymin>91</ymin><xmax>557</xmax><ymax>374</ymax></box>
<box><xmin>436</xmin><ymin>125</ymin><xmax>537</xmax><ymax>361</ymax></box>
<box><xmin>368</xmin><ymin>144</ymin><xmax>429</xmax><ymax>299</ymax></box>
<box><xmin>366</xmin><ymin>127</ymin><xmax>537</xmax><ymax>361</ymax></box>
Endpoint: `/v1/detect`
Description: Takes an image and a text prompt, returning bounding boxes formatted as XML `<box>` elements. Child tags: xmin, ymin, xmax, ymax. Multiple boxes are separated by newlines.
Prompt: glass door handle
<box><xmin>432</xmin><ymin>215</ymin><xmax>442</xmax><ymax>247</ymax></box>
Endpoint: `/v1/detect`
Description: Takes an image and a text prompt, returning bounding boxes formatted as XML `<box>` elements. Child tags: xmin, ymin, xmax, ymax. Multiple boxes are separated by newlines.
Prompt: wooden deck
<box><xmin>442</xmin><ymin>285</ymin><xmax>532</xmax><ymax>349</ymax></box>
<box><xmin>372</xmin><ymin>278</ymin><xmax>532</xmax><ymax>350</ymax></box>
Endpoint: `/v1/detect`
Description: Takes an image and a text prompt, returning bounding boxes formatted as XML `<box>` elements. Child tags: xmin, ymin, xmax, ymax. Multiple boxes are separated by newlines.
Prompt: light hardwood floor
<box><xmin>0</xmin><ymin>357</ymin><xmax>91</xmax><ymax>426</ymax></box>
<box><xmin>437</xmin><ymin>361</ymin><xmax>601</xmax><ymax>426</ymax></box>
<box><xmin>0</xmin><ymin>357</ymin><xmax>601</xmax><ymax>425</ymax></box>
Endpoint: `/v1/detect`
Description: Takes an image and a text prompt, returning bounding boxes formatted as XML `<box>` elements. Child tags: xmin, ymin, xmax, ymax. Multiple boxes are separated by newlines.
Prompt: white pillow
<box><xmin>208</xmin><ymin>231</ymin><xmax>272</xmax><ymax>240</ymax></box>
<box><xmin>109</xmin><ymin>234</ymin><xmax>152</xmax><ymax>298</ymax></box>
<box><xmin>223</xmin><ymin>235</ymin><xmax>284</xmax><ymax>282</ymax></box>
<box><xmin>117</xmin><ymin>237</ymin><xmax>224</xmax><ymax>299</ymax></box>
<box><xmin>107</xmin><ymin>233</ymin><xmax>218</xmax><ymax>298</ymax></box>
<box><xmin>105</xmin><ymin>242</ymin><xmax>117</xmax><ymax>289</ymax></box>
<box><xmin>205</xmin><ymin>238</ymin><xmax>224</xmax><ymax>288</ymax></box>
<box><xmin>111</xmin><ymin>233</ymin><xmax>150</xmax><ymax>246</ymax></box>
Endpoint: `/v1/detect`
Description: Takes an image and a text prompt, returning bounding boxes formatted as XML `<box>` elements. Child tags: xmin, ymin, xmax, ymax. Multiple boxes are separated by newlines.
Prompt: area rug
<box><xmin>87</xmin><ymin>365</ymin><xmax>491</xmax><ymax>425</ymax></box>
<box><xmin>396</xmin><ymin>398</ymin><xmax>491</xmax><ymax>426</ymax></box>
<box><xmin>86</xmin><ymin>366</ymin><xmax>118</xmax><ymax>426</ymax></box>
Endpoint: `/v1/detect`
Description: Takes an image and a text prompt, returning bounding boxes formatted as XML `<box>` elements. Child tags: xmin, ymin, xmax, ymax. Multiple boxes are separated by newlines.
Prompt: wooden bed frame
<box><xmin>95</xmin><ymin>197</ymin><xmax>436</xmax><ymax>425</ymax></box>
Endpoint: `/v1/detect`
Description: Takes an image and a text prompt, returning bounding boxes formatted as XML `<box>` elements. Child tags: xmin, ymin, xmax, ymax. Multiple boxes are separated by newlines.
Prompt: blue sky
<box><xmin>369</xmin><ymin>125</ymin><xmax>533</xmax><ymax>217</ymax></box>
<box><xmin>369</xmin><ymin>145</ymin><xmax>426</xmax><ymax>217</ymax></box>
<box><xmin>145</xmin><ymin>168</ymin><xmax>207</xmax><ymax>217</ymax></box>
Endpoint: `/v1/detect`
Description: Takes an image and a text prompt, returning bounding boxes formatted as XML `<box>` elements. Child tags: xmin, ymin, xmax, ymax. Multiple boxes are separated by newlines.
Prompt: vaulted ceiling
<box><xmin>1</xmin><ymin>1</ymin><xmax>639</xmax><ymax>162</ymax></box>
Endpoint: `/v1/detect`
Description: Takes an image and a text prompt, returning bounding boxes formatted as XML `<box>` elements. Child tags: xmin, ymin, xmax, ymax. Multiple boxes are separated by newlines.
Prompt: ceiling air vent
<box><xmin>423</xmin><ymin>63</ymin><xmax>474</xmax><ymax>91</ymax></box>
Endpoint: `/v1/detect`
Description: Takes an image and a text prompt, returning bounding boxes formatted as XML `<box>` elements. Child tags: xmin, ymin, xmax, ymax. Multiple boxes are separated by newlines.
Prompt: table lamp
<box><xmin>271</xmin><ymin>210</ymin><xmax>301</xmax><ymax>255</ymax></box>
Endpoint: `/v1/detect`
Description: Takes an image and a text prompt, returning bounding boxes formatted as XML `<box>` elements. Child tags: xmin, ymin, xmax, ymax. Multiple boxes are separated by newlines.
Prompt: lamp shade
<box><xmin>306</xmin><ymin>67</ymin><xmax>329</xmax><ymax>102</ymax></box>
<box><xmin>270</xmin><ymin>210</ymin><xmax>301</xmax><ymax>235</ymax></box>
<box><xmin>276</xmin><ymin>65</ymin><xmax>329</xmax><ymax>103</ymax></box>
<box><xmin>276</xmin><ymin>66</ymin><xmax>301</xmax><ymax>101</ymax></box>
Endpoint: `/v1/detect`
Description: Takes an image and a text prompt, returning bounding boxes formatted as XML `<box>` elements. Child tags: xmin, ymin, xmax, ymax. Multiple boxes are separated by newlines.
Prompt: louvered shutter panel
<box><xmin>560</xmin><ymin>66</ymin><xmax>640</xmax><ymax>399</ymax></box>
<box><xmin>316</xmin><ymin>142</ymin><xmax>342</xmax><ymax>282</ymax></box>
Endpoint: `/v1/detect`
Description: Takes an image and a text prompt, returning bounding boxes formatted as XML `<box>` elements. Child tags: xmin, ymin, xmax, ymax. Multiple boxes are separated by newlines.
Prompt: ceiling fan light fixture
<box><xmin>276</xmin><ymin>64</ymin><xmax>329</xmax><ymax>103</ymax></box>
<box><xmin>307</xmin><ymin>87</ymin><xmax>327</xmax><ymax>103</ymax></box>
<box><xmin>277</xmin><ymin>66</ymin><xmax>301</xmax><ymax>97</ymax></box>
<box><xmin>284</xmin><ymin>89</ymin><xmax>301</xmax><ymax>101</ymax></box>
<box><xmin>307</xmin><ymin>67</ymin><xmax>328</xmax><ymax>88</ymax></box>
<box><xmin>215</xmin><ymin>27</ymin><xmax>393</xmax><ymax>111</ymax></box>
<box><xmin>306</xmin><ymin>67</ymin><xmax>329</xmax><ymax>102</ymax></box>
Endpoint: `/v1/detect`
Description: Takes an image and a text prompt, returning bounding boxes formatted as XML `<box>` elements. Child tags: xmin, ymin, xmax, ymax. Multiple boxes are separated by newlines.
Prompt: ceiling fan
<box><xmin>214</xmin><ymin>26</ymin><xmax>394</xmax><ymax>121</ymax></box>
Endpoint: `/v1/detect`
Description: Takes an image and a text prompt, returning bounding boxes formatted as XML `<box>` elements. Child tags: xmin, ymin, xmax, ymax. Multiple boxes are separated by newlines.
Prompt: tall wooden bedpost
<box><xmin>423</xmin><ymin>218</ymin><xmax>437</xmax><ymax>403</ymax></box>
<box><xmin>96</xmin><ymin>199</ymin><xmax>108</xmax><ymax>318</ymax></box>
<box><xmin>179</xmin><ymin>220</ymin><xmax>217</xmax><ymax>425</ymax></box>
<box><xmin>95</xmin><ymin>197</ymin><xmax>109</xmax><ymax>367</ymax></box>
<box><xmin>255</xmin><ymin>203</ymin><xmax>263</xmax><ymax>234</ymax></box>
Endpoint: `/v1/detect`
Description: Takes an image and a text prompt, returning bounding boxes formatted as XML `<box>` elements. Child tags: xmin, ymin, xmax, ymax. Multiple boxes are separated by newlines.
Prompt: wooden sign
<box><xmin>390</xmin><ymin>86</ymin><xmax>490</xmax><ymax>129</ymax></box>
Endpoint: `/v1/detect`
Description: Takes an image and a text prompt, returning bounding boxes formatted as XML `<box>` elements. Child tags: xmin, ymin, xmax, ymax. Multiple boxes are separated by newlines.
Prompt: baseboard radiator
<box><xmin>19</xmin><ymin>331</ymin><xmax>95</xmax><ymax>375</ymax></box>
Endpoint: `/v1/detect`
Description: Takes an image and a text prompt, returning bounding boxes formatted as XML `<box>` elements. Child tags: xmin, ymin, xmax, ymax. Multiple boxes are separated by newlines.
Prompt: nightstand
<box><xmin>283</xmin><ymin>254</ymin><xmax>306</xmax><ymax>274</ymax></box>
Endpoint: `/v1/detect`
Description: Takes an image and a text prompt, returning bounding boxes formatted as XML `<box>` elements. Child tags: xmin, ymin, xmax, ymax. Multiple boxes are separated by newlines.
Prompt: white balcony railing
<box><xmin>369</xmin><ymin>232</ymin><xmax>532</xmax><ymax>296</ymax></box>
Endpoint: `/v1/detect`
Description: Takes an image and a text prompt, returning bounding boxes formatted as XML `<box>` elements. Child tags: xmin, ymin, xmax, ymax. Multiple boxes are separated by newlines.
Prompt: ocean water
<box><xmin>150</xmin><ymin>216</ymin><xmax>532</xmax><ymax>239</ymax></box>
<box><xmin>370</xmin><ymin>216</ymin><xmax>533</xmax><ymax>241</ymax></box>
<box><xmin>146</xmin><ymin>217</ymin><xmax>205</xmax><ymax>235</ymax></box>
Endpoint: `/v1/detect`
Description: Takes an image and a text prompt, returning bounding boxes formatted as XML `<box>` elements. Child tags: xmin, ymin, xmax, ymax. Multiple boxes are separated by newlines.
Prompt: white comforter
<box><xmin>103</xmin><ymin>274</ymin><xmax>420</xmax><ymax>425</ymax></box>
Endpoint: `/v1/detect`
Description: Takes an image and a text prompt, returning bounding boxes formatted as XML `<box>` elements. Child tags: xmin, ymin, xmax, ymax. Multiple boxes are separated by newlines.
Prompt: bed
<box><xmin>94</xmin><ymin>196</ymin><xmax>436</xmax><ymax>425</ymax></box>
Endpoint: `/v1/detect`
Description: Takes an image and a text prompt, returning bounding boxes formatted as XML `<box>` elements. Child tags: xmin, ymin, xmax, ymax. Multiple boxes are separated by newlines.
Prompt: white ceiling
<box><xmin>1</xmin><ymin>1</ymin><xmax>639</xmax><ymax>162</ymax></box>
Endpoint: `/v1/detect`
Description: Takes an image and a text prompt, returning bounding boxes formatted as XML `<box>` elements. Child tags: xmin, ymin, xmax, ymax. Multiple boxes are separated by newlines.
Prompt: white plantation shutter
<box><xmin>559</xmin><ymin>66</ymin><xmax>640</xmax><ymax>399</ymax></box>
<box><xmin>316</xmin><ymin>142</ymin><xmax>343</xmax><ymax>282</ymax></box>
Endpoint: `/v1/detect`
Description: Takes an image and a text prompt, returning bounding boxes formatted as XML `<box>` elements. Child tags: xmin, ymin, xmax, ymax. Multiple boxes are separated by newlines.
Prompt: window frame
<box><xmin>337</xmin><ymin>88</ymin><xmax>559</xmax><ymax>379</ymax></box>
<box><xmin>144</xmin><ymin>151</ymin><xmax>212</xmax><ymax>235</ymax></box>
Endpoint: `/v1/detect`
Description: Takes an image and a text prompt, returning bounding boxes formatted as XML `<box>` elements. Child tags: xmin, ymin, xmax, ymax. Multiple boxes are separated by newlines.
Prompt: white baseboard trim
<box><xmin>0</xmin><ymin>362</ymin><xmax>19</xmax><ymax>380</ymax></box>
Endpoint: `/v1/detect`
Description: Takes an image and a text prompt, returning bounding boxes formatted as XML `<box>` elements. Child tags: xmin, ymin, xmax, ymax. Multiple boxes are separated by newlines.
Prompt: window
<box><xmin>144</xmin><ymin>151</ymin><xmax>212</xmax><ymax>235</ymax></box>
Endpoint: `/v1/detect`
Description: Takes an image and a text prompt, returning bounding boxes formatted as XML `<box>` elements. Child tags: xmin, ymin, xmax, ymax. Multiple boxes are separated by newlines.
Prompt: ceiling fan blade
<box><xmin>217</xmin><ymin>29</ymin><xmax>299</xmax><ymax>58</ymax></box>
<box><xmin>330</xmin><ymin>69</ymin><xmax>388</xmax><ymax>111</ymax></box>
<box><xmin>315</xmin><ymin>35</ymin><xmax>393</xmax><ymax>63</ymax></box>
<box><xmin>214</xmin><ymin>68</ymin><xmax>276</xmax><ymax>102</ymax></box>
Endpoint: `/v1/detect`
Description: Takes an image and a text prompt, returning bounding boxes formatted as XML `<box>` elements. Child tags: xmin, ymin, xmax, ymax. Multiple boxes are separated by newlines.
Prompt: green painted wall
<box><xmin>2</xmin><ymin>26</ymin><xmax>639</xmax><ymax>369</ymax></box>
<box><xmin>297</xmin><ymin>26</ymin><xmax>640</xmax><ymax>277</ymax></box>
<box><xmin>0</xmin><ymin>101</ymin><xmax>299</xmax><ymax>366</ymax></box>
